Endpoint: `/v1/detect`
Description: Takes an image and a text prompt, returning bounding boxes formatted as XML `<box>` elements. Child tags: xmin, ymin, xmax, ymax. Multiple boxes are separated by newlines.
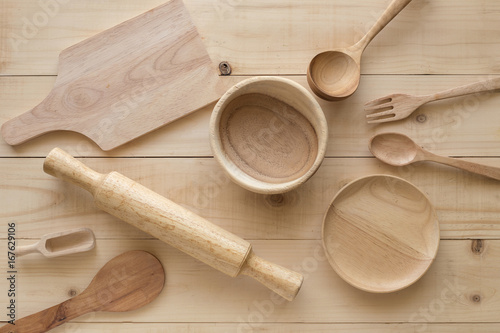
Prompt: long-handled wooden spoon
<box><xmin>307</xmin><ymin>0</ymin><xmax>412</xmax><ymax>101</ymax></box>
<box><xmin>0</xmin><ymin>251</ymin><xmax>165</xmax><ymax>333</ymax></box>
<box><xmin>15</xmin><ymin>228</ymin><xmax>95</xmax><ymax>258</ymax></box>
<box><xmin>369</xmin><ymin>132</ymin><xmax>500</xmax><ymax>181</ymax></box>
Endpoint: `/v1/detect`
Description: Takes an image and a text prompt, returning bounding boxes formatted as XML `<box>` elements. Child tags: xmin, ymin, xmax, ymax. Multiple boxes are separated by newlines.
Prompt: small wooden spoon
<box><xmin>369</xmin><ymin>132</ymin><xmax>500</xmax><ymax>181</ymax></box>
<box><xmin>15</xmin><ymin>228</ymin><xmax>95</xmax><ymax>258</ymax></box>
<box><xmin>0</xmin><ymin>251</ymin><xmax>165</xmax><ymax>333</ymax></box>
<box><xmin>307</xmin><ymin>0</ymin><xmax>412</xmax><ymax>101</ymax></box>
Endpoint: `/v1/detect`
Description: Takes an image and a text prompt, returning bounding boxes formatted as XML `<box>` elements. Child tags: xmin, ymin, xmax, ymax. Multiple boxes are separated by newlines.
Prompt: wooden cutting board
<box><xmin>1</xmin><ymin>0</ymin><xmax>228</xmax><ymax>151</ymax></box>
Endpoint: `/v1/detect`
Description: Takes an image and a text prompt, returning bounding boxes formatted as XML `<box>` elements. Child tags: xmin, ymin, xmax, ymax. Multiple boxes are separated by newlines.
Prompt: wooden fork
<box><xmin>365</xmin><ymin>77</ymin><xmax>500</xmax><ymax>123</ymax></box>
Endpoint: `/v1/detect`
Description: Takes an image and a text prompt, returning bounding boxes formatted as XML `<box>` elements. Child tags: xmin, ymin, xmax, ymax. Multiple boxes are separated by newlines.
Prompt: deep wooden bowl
<box><xmin>322</xmin><ymin>175</ymin><xmax>440</xmax><ymax>293</ymax></box>
<box><xmin>210</xmin><ymin>77</ymin><xmax>328</xmax><ymax>194</ymax></box>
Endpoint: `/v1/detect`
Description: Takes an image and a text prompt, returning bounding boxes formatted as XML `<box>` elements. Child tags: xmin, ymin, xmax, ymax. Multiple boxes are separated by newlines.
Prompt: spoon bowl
<box><xmin>307</xmin><ymin>0</ymin><xmax>413</xmax><ymax>100</ymax></box>
<box><xmin>307</xmin><ymin>51</ymin><xmax>360</xmax><ymax>100</ymax></box>
<box><xmin>0</xmin><ymin>251</ymin><xmax>165</xmax><ymax>333</ymax></box>
<box><xmin>369</xmin><ymin>132</ymin><xmax>419</xmax><ymax>166</ymax></box>
<box><xmin>84</xmin><ymin>250</ymin><xmax>165</xmax><ymax>312</ymax></box>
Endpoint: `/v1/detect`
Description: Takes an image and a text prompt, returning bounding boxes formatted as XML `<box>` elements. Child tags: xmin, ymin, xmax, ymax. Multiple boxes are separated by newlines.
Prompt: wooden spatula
<box><xmin>1</xmin><ymin>0</ymin><xmax>228</xmax><ymax>151</ymax></box>
<box><xmin>0</xmin><ymin>251</ymin><xmax>165</xmax><ymax>333</ymax></box>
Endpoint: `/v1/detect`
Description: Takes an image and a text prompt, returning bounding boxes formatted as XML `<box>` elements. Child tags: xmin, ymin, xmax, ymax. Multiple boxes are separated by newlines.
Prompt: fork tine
<box><xmin>366</xmin><ymin>110</ymin><xmax>396</xmax><ymax>124</ymax></box>
<box><xmin>364</xmin><ymin>96</ymin><xmax>392</xmax><ymax>107</ymax></box>
<box><xmin>365</xmin><ymin>109</ymin><xmax>395</xmax><ymax>119</ymax></box>
<box><xmin>364</xmin><ymin>101</ymin><xmax>394</xmax><ymax>112</ymax></box>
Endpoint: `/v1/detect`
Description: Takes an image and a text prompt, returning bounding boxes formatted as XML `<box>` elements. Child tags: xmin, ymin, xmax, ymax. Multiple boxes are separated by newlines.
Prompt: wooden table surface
<box><xmin>1</xmin><ymin>0</ymin><xmax>500</xmax><ymax>332</ymax></box>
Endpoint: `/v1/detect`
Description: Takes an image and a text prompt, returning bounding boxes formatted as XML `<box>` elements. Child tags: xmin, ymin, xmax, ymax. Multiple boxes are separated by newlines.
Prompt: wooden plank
<box><xmin>1</xmin><ymin>157</ymin><xmax>499</xmax><ymax>240</ymax></box>
<box><xmin>40</xmin><ymin>323</ymin><xmax>500</xmax><ymax>333</ymax></box>
<box><xmin>2</xmin><ymin>75</ymin><xmax>500</xmax><ymax>158</ymax></box>
<box><xmin>1</xmin><ymin>0</ymin><xmax>500</xmax><ymax>75</ymax></box>
<box><xmin>0</xmin><ymin>239</ymin><xmax>498</xmax><ymax>323</ymax></box>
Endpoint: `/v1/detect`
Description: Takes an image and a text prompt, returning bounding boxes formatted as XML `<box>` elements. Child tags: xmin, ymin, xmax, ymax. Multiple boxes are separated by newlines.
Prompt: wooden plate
<box><xmin>322</xmin><ymin>175</ymin><xmax>440</xmax><ymax>293</ymax></box>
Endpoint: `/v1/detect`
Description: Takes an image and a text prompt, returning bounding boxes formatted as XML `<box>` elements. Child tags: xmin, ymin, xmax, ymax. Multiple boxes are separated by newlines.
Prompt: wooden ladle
<box><xmin>307</xmin><ymin>0</ymin><xmax>412</xmax><ymax>100</ymax></box>
<box><xmin>15</xmin><ymin>228</ymin><xmax>95</xmax><ymax>258</ymax></box>
<box><xmin>369</xmin><ymin>132</ymin><xmax>500</xmax><ymax>181</ymax></box>
<box><xmin>0</xmin><ymin>251</ymin><xmax>165</xmax><ymax>333</ymax></box>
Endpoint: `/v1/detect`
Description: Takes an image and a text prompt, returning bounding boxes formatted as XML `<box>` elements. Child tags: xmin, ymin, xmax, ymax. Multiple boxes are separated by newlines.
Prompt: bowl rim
<box><xmin>321</xmin><ymin>174</ymin><xmax>440</xmax><ymax>293</ymax></box>
<box><xmin>209</xmin><ymin>76</ymin><xmax>328</xmax><ymax>194</ymax></box>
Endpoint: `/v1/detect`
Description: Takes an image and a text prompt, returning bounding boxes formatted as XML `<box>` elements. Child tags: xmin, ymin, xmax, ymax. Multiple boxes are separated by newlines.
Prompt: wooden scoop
<box><xmin>369</xmin><ymin>132</ymin><xmax>500</xmax><ymax>181</ymax></box>
<box><xmin>0</xmin><ymin>251</ymin><xmax>165</xmax><ymax>333</ymax></box>
<box><xmin>307</xmin><ymin>0</ymin><xmax>412</xmax><ymax>100</ymax></box>
<box><xmin>15</xmin><ymin>228</ymin><xmax>95</xmax><ymax>258</ymax></box>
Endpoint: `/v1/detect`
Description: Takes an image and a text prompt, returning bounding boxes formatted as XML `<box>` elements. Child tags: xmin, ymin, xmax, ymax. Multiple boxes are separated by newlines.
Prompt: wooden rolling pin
<box><xmin>43</xmin><ymin>148</ymin><xmax>303</xmax><ymax>301</ymax></box>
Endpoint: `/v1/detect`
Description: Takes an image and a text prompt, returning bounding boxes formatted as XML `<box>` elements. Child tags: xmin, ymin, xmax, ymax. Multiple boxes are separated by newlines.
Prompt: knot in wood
<box><xmin>416</xmin><ymin>114</ymin><xmax>427</xmax><ymax>123</ymax></box>
<box><xmin>68</xmin><ymin>288</ymin><xmax>78</xmax><ymax>297</ymax></box>
<box><xmin>219</xmin><ymin>61</ymin><xmax>232</xmax><ymax>75</ymax></box>
<box><xmin>472</xmin><ymin>294</ymin><xmax>481</xmax><ymax>303</ymax></box>
<box><xmin>267</xmin><ymin>194</ymin><xmax>285</xmax><ymax>207</ymax></box>
<box><xmin>471</xmin><ymin>239</ymin><xmax>484</xmax><ymax>255</ymax></box>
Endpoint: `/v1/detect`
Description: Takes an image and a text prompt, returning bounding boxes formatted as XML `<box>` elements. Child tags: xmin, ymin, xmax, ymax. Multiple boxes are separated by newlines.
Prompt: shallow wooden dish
<box><xmin>322</xmin><ymin>175</ymin><xmax>440</xmax><ymax>293</ymax></box>
<box><xmin>210</xmin><ymin>77</ymin><xmax>328</xmax><ymax>194</ymax></box>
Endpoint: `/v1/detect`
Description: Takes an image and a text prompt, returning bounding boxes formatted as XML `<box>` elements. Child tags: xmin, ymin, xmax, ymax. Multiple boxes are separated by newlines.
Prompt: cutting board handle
<box><xmin>1</xmin><ymin>101</ymin><xmax>69</xmax><ymax>146</ymax></box>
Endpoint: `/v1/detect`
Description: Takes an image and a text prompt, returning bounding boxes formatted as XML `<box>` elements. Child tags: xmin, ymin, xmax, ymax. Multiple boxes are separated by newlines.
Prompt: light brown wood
<box><xmin>41</xmin><ymin>323</ymin><xmax>500</xmax><ymax>333</ymax></box>
<box><xmin>3</xmin><ymin>157</ymin><xmax>500</xmax><ymax>241</ymax></box>
<box><xmin>366</xmin><ymin>77</ymin><xmax>500</xmax><ymax>123</ymax></box>
<box><xmin>3</xmin><ymin>75</ymin><xmax>500</xmax><ymax>159</ymax></box>
<box><xmin>2</xmin><ymin>1</ymin><xmax>500</xmax><ymax>331</ymax></box>
<box><xmin>307</xmin><ymin>0</ymin><xmax>413</xmax><ymax>100</ymax></box>
<box><xmin>15</xmin><ymin>227</ymin><xmax>95</xmax><ymax>258</ymax></box>
<box><xmin>43</xmin><ymin>147</ymin><xmax>303</xmax><ymax>301</ymax></box>
<box><xmin>0</xmin><ymin>0</ymin><xmax>228</xmax><ymax>151</ymax></box>
<box><xmin>210</xmin><ymin>76</ymin><xmax>328</xmax><ymax>194</ymax></box>
<box><xmin>4</xmin><ymin>1</ymin><xmax>500</xmax><ymax>77</ymax></box>
<box><xmin>0</xmin><ymin>250</ymin><xmax>164</xmax><ymax>333</ymax></box>
<box><xmin>322</xmin><ymin>175</ymin><xmax>439</xmax><ymax>293</ymax></box>
<box><xmin>1</xmin><ymin>239</ymin><xmax>499</xmax><ymax>324</ymax></box>
<box><xmin>370</xmin><ymin>133</ymin><xmax>500</xmax><ymax>181</ymax></box>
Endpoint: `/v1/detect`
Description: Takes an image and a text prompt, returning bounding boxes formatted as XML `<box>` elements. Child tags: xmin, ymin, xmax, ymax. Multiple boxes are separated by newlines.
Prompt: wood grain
<box><xmin>370</xmin><ymin>132</ymin><xmax>500</xmax><ymax>181</ymax></box>
<box><xmin>1</xmin><ymin>0</ymin><xmax>228</xmax><ymax>151</ymax></box>
<box><xmin>210</xmin><ymin>76</ymin><xmax>327</xmax><ymax>194</ymax></box>
<box><xmin>307</xmin><ymin>0</ymin><xmax>413</xmax><ymax>100</ymax></box>
<box><xmin>366</xmin><ymin>77</ymin><xmax>500</xmax><ymax>123</ymax></box>
<box><xmin>2</xmin><ymin>0</ymin><xmax>500</xmax><ymax>76</ymax></box>
<box><xmin>0</xmin><ymin>239</ymin><xmax>498</xmax><ymax>323</ymax></box>
<box><xmin>1</xmin><ymin>0</ymin><xmax>500</xmax><ymax>331</ymax></box>
<box><xmin>0</xmin><ymin>250</ymin><xmax>164</xmax><ymax>333</ymax></box>
<box><xmin>43</xmin><ymin>148</ymin><xmax>303</xmax><ymax>301</ymax></box>
<box><xmin>2</xmin><ymin>75</ymin><xmax>500</xmax><ymax>158</ymax></box>
<box><xmin>42</xmin><ymin>323</ymin><xmax>500</xmax><ymax>333</ymax></box>
<box><xmin>15</xmin><ymin>227</ymin><xmax>95</xmax><ymax>257</ymax></box>
<box><xmin>322</xmin><ymin>175</ymin><xmax>439</xmax><ymax>293</ymax></box>
<box><xmin>1</xmin><ymin>157</ymin><xmax>500</xmax><ymax>240</ymax></box>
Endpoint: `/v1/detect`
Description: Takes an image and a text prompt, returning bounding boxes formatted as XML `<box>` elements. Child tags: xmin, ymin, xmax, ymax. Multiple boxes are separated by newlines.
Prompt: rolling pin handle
<box><xmin>240</xmin><ymin>251</ymin><xmax>303</xmax><ymax>301</ymax></box>
<box><xmin>43</xmin><ymin>148</ymin><xmax>104</xmax><ymax>195</ymax></box>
